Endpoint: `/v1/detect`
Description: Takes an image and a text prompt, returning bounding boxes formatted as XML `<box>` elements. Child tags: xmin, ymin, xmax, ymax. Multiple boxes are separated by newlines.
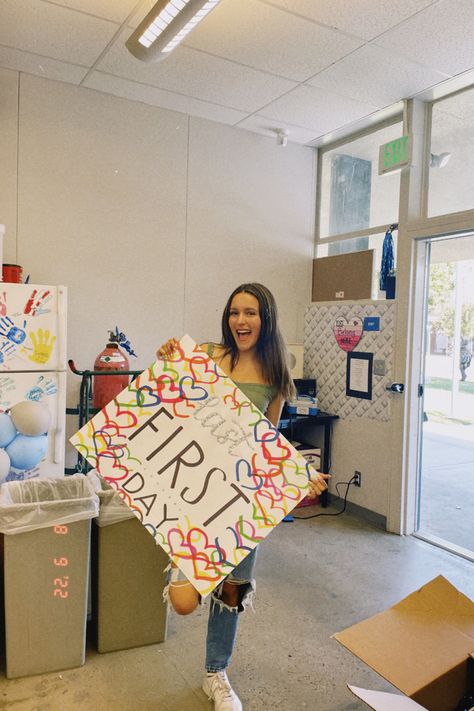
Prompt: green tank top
<box><xmin>205</xmin><ymin>343</ymin><xmax>278</xmax><ymax>414</ymax></box>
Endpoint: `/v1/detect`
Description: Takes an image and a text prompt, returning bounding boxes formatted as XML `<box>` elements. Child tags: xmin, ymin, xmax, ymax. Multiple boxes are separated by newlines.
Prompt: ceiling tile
<box><xmin>236</xmin><ymin>114</ymin><xmax>323</xmax><ymax>145</ymax></box>
<box><xmin>309</xmin><ymin>100</ymin><xmax>403</xmax><ymax>148</ymax></box>
<box><xmin>42</xmin><ymin>0</ymin><xmax>141</xmax><ymax>24</ymax></box>
<box><xmin>411</xmin><ymin>68</ymin><xmax>474</xmax><ymax>103</ymax></box>
<box><xmin>306</xmin><ymin>44</ymin><xmax>449</xmax><ymax>107</ymax></box>
<box><xmin>98</xmin><ymin>31</ymin><xmax>297</xmax><ymax>112</ymax></box>
<box><xmin>0</xmin><ymin>0</ymin><xmax>119</xmax><ymax>66</ymax></box>
<box><xmin>377</xmin><ymin>0</ymin><xmax>474</xmax><ymax>76</ymax></box>
<box><xmin>184</xmin><ymin>0</ymin><xmax>364</xmax><ymax>81</ymax></box>
<box><xmin>259</xmin><ymin>84</ymin><xmax>378</xmax><ymax>132</ymax></box>
<box><xmin>0</xmin><ymin>45</ymin><xmax>88</xmax><ymax>84</ymax></box>
<box><xmin>83</xmin><ymin>71</ymin><xmax>248</xmax><ymax>125</ymax></box>
<box><xmin>262</xmin><ymin>0</ymin><xmax>437</xmax><ymax>41</ymax></box>
<box><xmin>127</xmin><ymin>0</ymin><xmax>156</xmax><ymax>28</ymax></box>
<box><xmin>0</xmin><ymin>0</ymin><xmax>471</xmax><ymax>148</ymax></box>
<box><xmin>434</xmin><ymin>87</ymin><xmax>474</xmax><ymax>121</ymax></box>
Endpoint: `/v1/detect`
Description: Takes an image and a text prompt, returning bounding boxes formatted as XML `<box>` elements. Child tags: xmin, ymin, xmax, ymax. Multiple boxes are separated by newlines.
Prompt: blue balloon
<box><xmin>0</xmin><ymin>447</ymin><xmax>11</xmax><ymax>482</ymax></box>
<box><xmin>0</xmin><ymin>413</ymin><xmax>16</xmax><ymax>448</ymax></box>
<box><xmin>6</xmin><ymin>433</ymin><xmax>48</xmax><ymax>471</ymax></box>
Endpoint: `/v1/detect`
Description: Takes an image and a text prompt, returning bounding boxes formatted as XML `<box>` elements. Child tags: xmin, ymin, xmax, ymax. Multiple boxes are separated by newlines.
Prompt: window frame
<box><xmin>314</xmin><ymin>114</ymin><xmax>404</xmax><ymax>256</ymax></box>
<box><xmin>424</xmin><ymin>84</ymin><xmax>474</xmax><ymax>220</ymax></box>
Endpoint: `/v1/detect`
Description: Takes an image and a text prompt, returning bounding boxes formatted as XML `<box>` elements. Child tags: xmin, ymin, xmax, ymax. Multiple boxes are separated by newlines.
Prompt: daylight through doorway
<box><xmin>416</xmin><ymin>233</ymin><xmax>474</xmax><ymax>559</ymax></box>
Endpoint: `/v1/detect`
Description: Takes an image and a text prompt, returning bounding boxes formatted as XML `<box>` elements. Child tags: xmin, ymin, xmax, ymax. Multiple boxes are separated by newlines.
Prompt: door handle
<box><xmin>386</xmin><ymin>383</ymin><xmax>404</xmax><ymax>393</ymax></box>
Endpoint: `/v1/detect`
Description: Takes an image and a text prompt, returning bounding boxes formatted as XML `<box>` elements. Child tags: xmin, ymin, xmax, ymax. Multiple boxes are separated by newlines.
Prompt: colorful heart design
<box><xmin>254</xmin><ymin>489</ymin><xmax>284</xmax><ymax>525</ymax></box>
<box><xmin>188</xmin><ymin>354</ymin><xmax>220</xmax><ymax>385</ymax></box>
<box><xmin>261</xmin><ymin>436</ymin><xmax>291</xmax><ymax>465</ymax></box>
<box><xmin>92</xmin><ymin>426</ymin><xmax>127</xmax><ymax>460</ymax></box>
<box><xmin>235</xmin><ymin>458</ymin><xmax>263</xmax><ymax>491</ymax></box>
<box><xmin>231</xmin><ymin>517</ymin><xmax>265</xmax><ymax>544</ymax></box>
<box><xmin>179</xmin><ymin>376</ymin><xmax>208</xmax><ymax>401</ymax></box>
<box><xmin>106</xmin><ymin>402</ymin><xmax>138</xmax><ymax>432</ymax></box>
<box><xmin>95</xmin><ymin>450</ymin><xmax>131</xmax><ymax>481</ymax></box>
<box><xmin>134</xmin><ymin>384</ymin><xmax>161</xmax><ymax>408</ymax></box>
<box><xmin>253</xmin><ymin>418</ymin><xmax>279</xmax><ymax>443</ymax></box>
<box><xmin>153</xmin><ymin>374</ymin><xmax>182</xmax><ymax>403</ymax></box>
<box><xmin>167</xmin><ymin>527</ymin><xmax>224</xmax><ymax>583</ymax></box>
<box><xmin>333</xmin><ymin>316</ymin><xmax>363</xmax><ymax>352</ymax></box>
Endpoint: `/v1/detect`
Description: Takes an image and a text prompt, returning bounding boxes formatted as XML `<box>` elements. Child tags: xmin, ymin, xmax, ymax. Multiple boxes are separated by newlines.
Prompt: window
<box><xmin>318</xmin><ymin>120</ymin><xmax>402</xmax><ymax>240</ymax></box>
<box><xmin>428</xmin><ymin>87</ymin><xmax>474</xmax><ymax>218</ymax></box>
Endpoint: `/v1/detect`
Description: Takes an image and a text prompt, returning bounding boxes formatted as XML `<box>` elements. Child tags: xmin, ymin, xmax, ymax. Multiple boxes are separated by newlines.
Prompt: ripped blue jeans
<box><xmin>205</xmin><ymin>547</ymin><xmax>257</xmax><ymax>672</ymax></box>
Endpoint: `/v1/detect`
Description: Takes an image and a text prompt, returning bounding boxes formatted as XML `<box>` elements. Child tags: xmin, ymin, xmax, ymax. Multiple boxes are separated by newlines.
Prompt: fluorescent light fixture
<box><xmin>126</xmin><ymin>0</ymin><xmax>222</xmax><ymax>62</ymax></box>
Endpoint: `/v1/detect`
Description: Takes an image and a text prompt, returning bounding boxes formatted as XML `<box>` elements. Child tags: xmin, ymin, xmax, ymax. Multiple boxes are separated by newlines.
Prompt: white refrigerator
<box><xmin>0</xmin><ymin>283</ymin><xmax>67</xmax><ymax>481</ymax></box>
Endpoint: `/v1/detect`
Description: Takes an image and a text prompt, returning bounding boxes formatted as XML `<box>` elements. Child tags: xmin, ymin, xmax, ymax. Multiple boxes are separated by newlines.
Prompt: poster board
<box><xmin>312</xmin><ymin>250</ymin><xmax>374</xmax><ymax>301</ymax></box>
<box><xmin>348</xmin><ymin>686</ymin><xmax>427</xmax><ymax>711</ymax></box>
<box><xmin>70</xmin><ymin>335</ymin><xmax>313</xmax><ymax>597</ymax></box>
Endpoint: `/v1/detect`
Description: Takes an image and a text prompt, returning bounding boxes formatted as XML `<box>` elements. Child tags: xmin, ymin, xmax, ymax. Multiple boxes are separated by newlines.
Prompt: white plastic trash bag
<box><xmin>86</xmin><ymin>470</ymin><xmax>135</xmax><ymax>527</ymax></box>
<box><xmin>0</xmin><ymin>474</ymin><xmax>100</xmax><ymax>535</ymax></box>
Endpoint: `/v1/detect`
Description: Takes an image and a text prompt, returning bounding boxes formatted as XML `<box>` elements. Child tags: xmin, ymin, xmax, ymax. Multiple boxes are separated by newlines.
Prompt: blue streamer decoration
<box><xmin>380</xmin><ymin>226</ymin><xmax>395</xmax><ymax>291</ymax></box>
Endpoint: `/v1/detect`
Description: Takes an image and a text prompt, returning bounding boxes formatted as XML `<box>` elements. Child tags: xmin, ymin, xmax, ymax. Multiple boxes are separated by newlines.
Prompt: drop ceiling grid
<box><xmin>0</xmin><ymin>0</ymin><xmax>472</xmax><ymax>145</ymax></box>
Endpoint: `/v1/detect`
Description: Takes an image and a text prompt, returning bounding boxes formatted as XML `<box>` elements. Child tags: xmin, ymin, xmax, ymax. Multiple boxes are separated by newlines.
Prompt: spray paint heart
<box><xmin>333</xmin><ymin>317</ymin><xmax>363</xmax><ymax>352</ymax></box>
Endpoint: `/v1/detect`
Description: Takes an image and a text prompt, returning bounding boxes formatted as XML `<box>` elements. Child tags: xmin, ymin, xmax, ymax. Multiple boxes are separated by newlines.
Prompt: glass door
<box><xmin>416</xmin><ymin>233</ymin><xmax>474</xmax><ymax>560</ymax></box>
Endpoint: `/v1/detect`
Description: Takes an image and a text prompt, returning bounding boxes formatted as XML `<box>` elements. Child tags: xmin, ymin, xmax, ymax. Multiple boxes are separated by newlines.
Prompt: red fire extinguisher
<box><xmin>92</xmin><ymin>328</ymin><xmax>136</xmax><ymax>409</ymax></box>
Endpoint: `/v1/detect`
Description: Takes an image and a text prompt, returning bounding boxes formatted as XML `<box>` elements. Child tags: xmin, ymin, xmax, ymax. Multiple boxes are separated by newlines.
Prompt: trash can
<box><xmin>0</xmin><ymin>475</ymin><xmax>99</xmax><ymax>679</ymax></box>
<box><xmin>88</xmin><ymin>472</ymin><xmax>169</xmax><ymax>653</ymax></box>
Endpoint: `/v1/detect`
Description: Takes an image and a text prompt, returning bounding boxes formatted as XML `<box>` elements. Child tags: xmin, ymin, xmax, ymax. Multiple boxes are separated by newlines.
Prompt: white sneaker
<box><xmin>202</xmin><ymin>671</ymin><xmax>243</xmax><ymax>711</ymax></box>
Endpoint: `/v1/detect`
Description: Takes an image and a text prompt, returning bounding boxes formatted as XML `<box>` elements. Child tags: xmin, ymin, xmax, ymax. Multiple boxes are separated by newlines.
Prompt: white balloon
<box><xmin>0</xmin><ymin>413</ymin><xmax>16</xmax><ymax>447</ymax></box>
<box><xmin>0</xmin><ymin>447</ymin><xmax>11</xmax><ymax>481</ymax></box>
<box><xmin>10</xmin><ymin>400</ymin><xmax>51</xmax><ymax>436</ymax></box>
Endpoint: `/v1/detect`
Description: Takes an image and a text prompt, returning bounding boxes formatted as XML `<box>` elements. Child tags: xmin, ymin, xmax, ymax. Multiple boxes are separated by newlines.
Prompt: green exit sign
<box><xmin>378</xmin><ymin>134</ymin><xmax>412</xmax><ymax>175</ymax></box>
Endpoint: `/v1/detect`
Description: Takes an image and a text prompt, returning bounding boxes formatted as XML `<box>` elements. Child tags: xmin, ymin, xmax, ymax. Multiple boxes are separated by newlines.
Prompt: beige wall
<box><xmin>0</xmin><ymin>68</ymin><xmax>19</xmax><ymax>264</ymax></box>
<box><xmin>0</xmin><ymin>71</ymin><xmax>315</xmax><ymax>464</ymax></box>
<box><xmin>329</xmin><ymin>419</ymin><xmax>392</xmax><ymax>519</ymax></box>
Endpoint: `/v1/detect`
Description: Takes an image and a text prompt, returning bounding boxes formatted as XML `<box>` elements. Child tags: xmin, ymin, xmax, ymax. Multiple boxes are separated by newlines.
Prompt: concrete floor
<box><xmin>1</xmin><ymin>508</ymin><xmax>473</xmax><ymax>711</ymax></box>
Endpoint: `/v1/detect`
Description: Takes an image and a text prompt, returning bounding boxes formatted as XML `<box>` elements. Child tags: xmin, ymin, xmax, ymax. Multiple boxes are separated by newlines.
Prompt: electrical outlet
<box><xmin>354</xmin><ymin>471</ymin><xmax>361</xmax><ymax>487</ymax></box>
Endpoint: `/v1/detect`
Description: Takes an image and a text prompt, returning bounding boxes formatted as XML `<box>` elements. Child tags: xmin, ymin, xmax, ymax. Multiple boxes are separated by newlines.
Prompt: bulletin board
<box><xmin>312</xmin><ymin>250</ymin><xmax>374</xmax><ymax>301</ymax></box>
<box><xmin>304</xmin><ymin>302</ymin><xmax>396</xmax><ymax>421</ymax></box>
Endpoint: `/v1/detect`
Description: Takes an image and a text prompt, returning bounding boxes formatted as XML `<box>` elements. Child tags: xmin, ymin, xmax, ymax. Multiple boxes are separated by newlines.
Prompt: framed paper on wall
<box><xmin>346</xmin><ymin>352</ymin><xmax>373</xmax><ymax>400</ymax></box>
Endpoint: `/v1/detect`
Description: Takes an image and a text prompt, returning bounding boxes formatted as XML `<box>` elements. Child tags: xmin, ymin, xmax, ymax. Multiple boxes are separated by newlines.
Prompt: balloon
<box><xmin>0</xmin><ymin>447</ymin><xmax>11</xmax><ymax>481</ymax></box>
<box><xmin>6</xmin><ymin>434</ymin><xmax>48</xmax><ymax>470</ymax></box>
<box><xmin>10</xmin><ymin>401</ymin><xmax>51</xmax><ymax>437</ymax></box>
<box><xmin>0</xmin><ymin>413</ymin><xmax>16</xmax><ymax>447</ymax></box>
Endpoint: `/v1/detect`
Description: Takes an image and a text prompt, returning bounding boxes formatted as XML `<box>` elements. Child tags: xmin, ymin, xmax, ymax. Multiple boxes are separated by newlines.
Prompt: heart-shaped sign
<box><xmin>333</xmin><ymin>317</ymin><xmax>363</xmax><ymax>352</ymax></box>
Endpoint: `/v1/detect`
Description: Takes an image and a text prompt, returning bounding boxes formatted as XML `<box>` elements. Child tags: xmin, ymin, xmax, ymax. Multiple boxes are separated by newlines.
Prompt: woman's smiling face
<box><xmin>228</xmin><ymin>292</ymin><xmax>262</xmax><ymax>353</ymax></box>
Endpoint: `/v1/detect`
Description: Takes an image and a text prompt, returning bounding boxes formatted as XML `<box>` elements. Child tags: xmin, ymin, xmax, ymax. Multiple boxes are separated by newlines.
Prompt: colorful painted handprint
<box><xmin>28</xmin><ymin>329</ymin><xmax>56</xmax><ymax>365</ymax></box>
<box><xmin>23</xmin><ymin>289</ymin><xmax>52</xmax><ymax>317</ymax></box>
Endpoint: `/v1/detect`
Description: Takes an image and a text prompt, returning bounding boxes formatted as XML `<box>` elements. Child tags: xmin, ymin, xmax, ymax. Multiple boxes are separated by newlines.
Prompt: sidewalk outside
<box><xmin>420</xmin><ymin>355</ymin><xmax>474</xmax><ymax>552</ymax></box>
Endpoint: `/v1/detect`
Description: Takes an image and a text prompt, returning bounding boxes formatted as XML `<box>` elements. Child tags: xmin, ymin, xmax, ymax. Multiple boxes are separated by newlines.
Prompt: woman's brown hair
<box><xmin>220</xmin><ymin>283</ymin><xmax>296</xmax><ymax>401</ymax></box>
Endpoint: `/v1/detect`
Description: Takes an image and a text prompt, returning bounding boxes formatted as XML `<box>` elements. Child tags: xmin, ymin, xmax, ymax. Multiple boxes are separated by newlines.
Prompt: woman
<box><xmin>157</xmin><ymin>283</ymin><xmax>329</xmax><ymax>711</ymax></box>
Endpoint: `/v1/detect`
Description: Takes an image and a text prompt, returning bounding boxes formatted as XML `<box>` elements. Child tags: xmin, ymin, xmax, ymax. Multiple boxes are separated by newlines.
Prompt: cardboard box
<box><xmin>3</xmin><ymin>520</ymin><xmax>91</xmax><ymax>678</ymax></box>
<box><xmin>334</xmin><ymin>576</ymin><xmax>474</xmax><ymax>711</ymax></box>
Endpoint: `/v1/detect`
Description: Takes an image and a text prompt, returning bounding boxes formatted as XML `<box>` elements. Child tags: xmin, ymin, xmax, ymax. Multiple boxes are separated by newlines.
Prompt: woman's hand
<box><xmin>156</xmin><ymin>337</ymin><xmax>179</xmax><ymax>360</ymax></box>
<box><xmin>307</xmin><ymin>472</ymin><xmax>331</xmax><ymax>499</ymax></box>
